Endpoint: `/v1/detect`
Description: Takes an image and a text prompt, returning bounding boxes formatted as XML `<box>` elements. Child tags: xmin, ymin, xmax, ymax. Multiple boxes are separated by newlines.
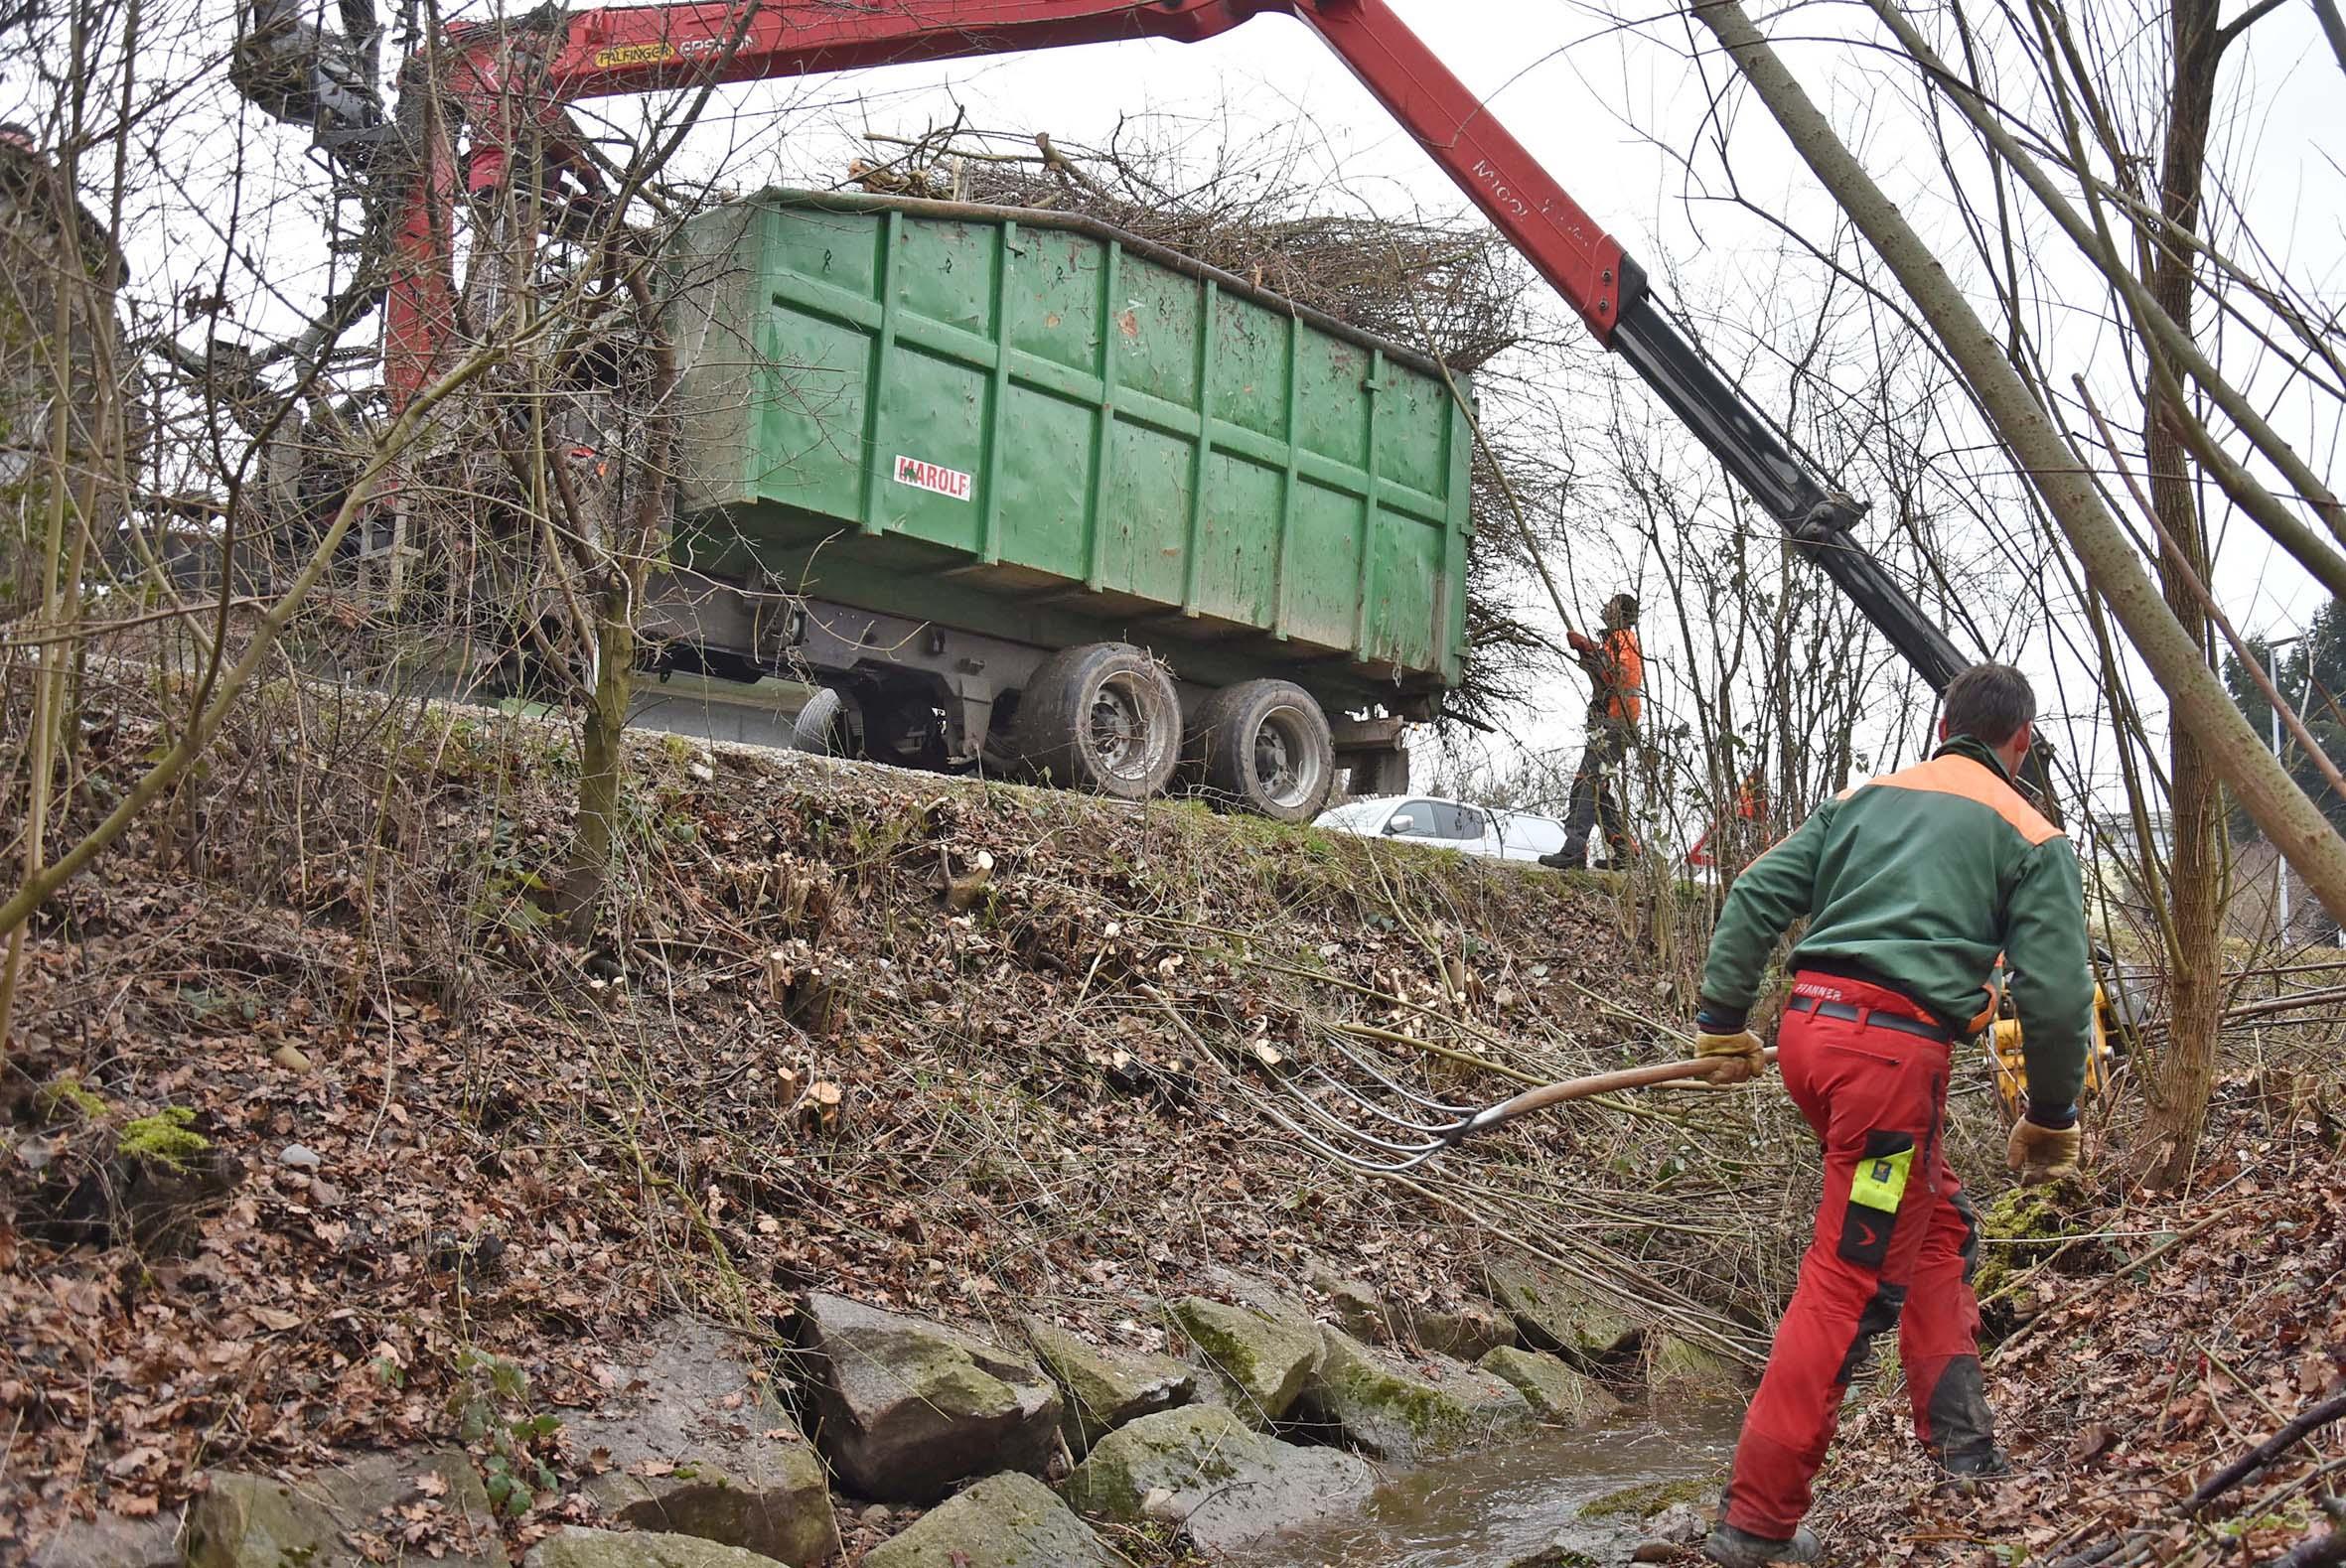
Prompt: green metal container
<box><xmin>665</xmin><ymin>189</ymin><xmax>1473</xmax><ymax>705</ymax></box>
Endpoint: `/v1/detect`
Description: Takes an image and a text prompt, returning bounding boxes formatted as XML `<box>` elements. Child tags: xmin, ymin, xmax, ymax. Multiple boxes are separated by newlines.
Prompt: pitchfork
<box><xmin>1261</xmin><ymin>1033</ymin><xmax>1781</xmax><ymax>1172</ymax></box>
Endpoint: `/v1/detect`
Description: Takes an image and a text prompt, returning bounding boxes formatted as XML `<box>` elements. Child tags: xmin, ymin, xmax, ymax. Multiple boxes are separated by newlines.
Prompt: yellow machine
<box><xmin>1989</xmin><ymin>976</ymin><xmax>2129</xmax><ymax>1119</ymax></box>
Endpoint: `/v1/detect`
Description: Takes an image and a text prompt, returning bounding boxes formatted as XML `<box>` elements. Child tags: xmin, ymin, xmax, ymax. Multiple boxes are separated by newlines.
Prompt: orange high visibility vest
<box><xmin>1603</xmin><ymin>630</ymin><xmax>1644</xmax><ymax>724</ymax></box>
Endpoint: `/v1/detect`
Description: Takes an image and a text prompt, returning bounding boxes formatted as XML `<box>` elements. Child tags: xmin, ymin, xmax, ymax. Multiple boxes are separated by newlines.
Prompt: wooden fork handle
<box><xmin>1478</xmin><ymin>1047</ymin><xmax>1781</xmax><ymax>1130</ymax></box>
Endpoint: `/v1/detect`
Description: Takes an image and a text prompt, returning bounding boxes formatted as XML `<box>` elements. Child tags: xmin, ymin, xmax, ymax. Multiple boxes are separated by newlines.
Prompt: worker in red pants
<box><xmin>1686</xmin><ymin>663</ymin><xmax>2093</xmax><ymax>1566</ymax></box>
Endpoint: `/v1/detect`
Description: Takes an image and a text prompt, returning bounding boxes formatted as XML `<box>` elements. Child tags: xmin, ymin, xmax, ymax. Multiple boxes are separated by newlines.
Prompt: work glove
<box><xmin>1693</xmin><ymin>1028</ymin><xmax>1767</xmax><ymax>1086</ymax></box>
<box><xmin>2005</xmin><ymin>1116</ymin><xmax>2082</xmax><ymax>1185</ymax></box>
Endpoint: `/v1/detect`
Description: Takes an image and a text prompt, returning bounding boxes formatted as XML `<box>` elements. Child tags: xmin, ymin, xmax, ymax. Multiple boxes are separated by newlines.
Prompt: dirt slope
<box><xmin>2</xmin><ymin>688</ymin><xmax>1799</xmax><ymax>1553</ymax></box>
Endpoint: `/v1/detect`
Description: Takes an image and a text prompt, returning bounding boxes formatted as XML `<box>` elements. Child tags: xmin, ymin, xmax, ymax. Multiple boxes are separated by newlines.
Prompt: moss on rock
<box><xmin>116</xmin><ymin>1107</ymin><xmax>207</xmax><ymax>1172</ymax></box>
<box><xmin>1642</xmin><ymin>1334</ymin><xmax>1741</xmax><ymax>1402</ymax></box>
<box><xmin>1488</xmin><ymin>1264</ymin><xmax>1639</xmax><ymax>1365</ymax></box>
<box><xmin>1478</xmin><ymin>1346</ymin><xmax>1618</xmax><ymax>1427</ymax></box>
<box><xmin>36</xmin><ymin>1073</ymin><xmax>107</xmax><ymax>1123</ymax></box>
<box><xmin>1022</xmin><ymin>1317</ymin><xmax>1195</xmax><ymax>1456</ymax></box>
<box><xmin>188</xmin><ymin>1449</ymin><xmax>500</xmax><ymax>1568</ymax></box>
<box><xmin>1066</xmin><ymin>1405</ymin><xmax>1251</xmax><ymax>1516</ymax></box>
<box><xmin>1169</xmin><ymin>1296</ymin><xmax>1319</xmax><ymax>1428</ymax></box>
<box><xmin>793</xmin><ymin>1293</ymin><xmax>1060</xmax><ymax>1503</ymax></box>
<box><xmin>1972</xmin><ymin>1184</ymin><xmax>2070</xmax><ymax>1307</ymax></box>
<box><xmin>1295</xmin><ymin>1327</ymin><xmax>1531</xmax><ymax>1462</ymax></box>
<box><xmin>1578</xmin><ymin>1472</ymin><xmax>1718</xmax><ymax>1519</ymax></box>
<box><xmin>524</xmin><ymin>1528</ymin><xmax>788</xmax><ymax>1568</ymax></box>
<box><xmin>862</xmin><ymin>1473</ymin><xmax>1114</xmax><ymax>1568</ymax></box>
<box><xmin>1065</xmin><ymin>1405</ymin><xmax>1376</xmax><ymax>1555</ymax></box>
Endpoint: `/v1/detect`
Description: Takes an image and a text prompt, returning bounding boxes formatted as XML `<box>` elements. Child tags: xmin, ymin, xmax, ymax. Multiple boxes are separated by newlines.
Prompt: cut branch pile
<box><xmin>848</xmin><ymin>122</ymin><xmax>1561</xmax><ymax>727</ymax></box>
<box><xmin>857</xmin><ymin>124</ymin><xmax>1527</xmax><ymax>373</ymax></box>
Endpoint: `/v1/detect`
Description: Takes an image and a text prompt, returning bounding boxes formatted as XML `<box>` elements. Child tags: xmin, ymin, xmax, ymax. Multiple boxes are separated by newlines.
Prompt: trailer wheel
<box><xmin>793</xmin><ymin>686</ymin><xmax>855</xmax><ymax>757</ymax></box>
<box><xmin>1013</xmin><ymin>642</ymin><xmax>1182</xmax><ymax>799</ymax></box>
<box><xmin>1188</xmin><ymin>679</ymin><xmax>1336</xmax><ymax>821</ymax></box>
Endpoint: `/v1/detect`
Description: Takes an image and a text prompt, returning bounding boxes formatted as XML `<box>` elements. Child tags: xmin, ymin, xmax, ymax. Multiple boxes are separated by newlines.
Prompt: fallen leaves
<box><xmin>0</xmin><ymin>697</ymin><xmax>1853</xmax><ymax>1552</ymax></box>
<box><xmin>1818</xmin><ymin>1093</ymin><xmax>2346</xmax><ymax>1567</ymax></box>
<box><xmin>2069</xmin><ymin>1421</ymin><xmax>2117</xmax><ymax>1465</ymax></box>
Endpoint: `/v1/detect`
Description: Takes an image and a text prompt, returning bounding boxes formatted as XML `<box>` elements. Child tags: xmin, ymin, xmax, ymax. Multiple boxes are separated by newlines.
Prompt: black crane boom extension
<box><xmin>1611</xmin><ymin>280</ymin><xmax>1972</xmax><ymax>694</ymax></box>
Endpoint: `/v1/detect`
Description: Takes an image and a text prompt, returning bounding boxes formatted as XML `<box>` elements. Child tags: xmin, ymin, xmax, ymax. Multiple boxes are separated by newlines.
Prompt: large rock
<box><xmin>1407</xmin><ymin>1301</ymin><xmax>1514</xmax><ymax>1361</ymax></box>
<box><xmin>1066</xmin><ymin>1404</ymin><xmax>1376</xmax><ymax>1554</ymax></box>
<box><xmin>1294</xmin><ymin>1327</ymin><xmax>1532</xmax><ymax>1462</ymax></box>
<box><xmin>1199</xmin><ymin>1266</ymin><xmax>1315</xmax><ymax>1321</ymax></box>
<box><xmin>1021</xmin><ymin>1317</ymin><xmax>1195</xmax><ymax>1456</ymax></box>
<box><xmin>571</xmin><ymin>1319</ymin><xmax>837</xmax><ymax>1565</ymax></box>
<box><xmin>1488</xmin><ymin>1264</ymin><xmax>1641</xmax><ymax>1365</ymax></box>
<box><xmin>1643</xmin><ymin>1334</ymin><xmax>1742</xmax><ymax>1400</ymax></box>
<box><xmin>862</xmin><ymin>1473</ymin><xmax>1115</xmax><ymax>1568</ymax></box>
<box><xmin>28</xmin><ymin>1511</ymin><xmax>181</xmax><ymax>1568</ymax></box>
<box><xmin>792</xmin><ymin>1293</ymin><xmax>1060</xmax><ymax>1503</ymax></box>
<box><xmin>1168</xmin><ymin>1294</ymin><xmax>1321</xmax><ymax>1428</ymax></box>
<box><xmin>185</xmin><ymin>1449</ymin><xmax>500</xmax><ymax>1568</ymax></box>
<box><xmin>1303</xmin><ymin>1261</ymin><xmax>1396</xmax><ymax>1344</ymax></box>
<box><xmin>523</xmin><ymin>1526</ymin><xmax>791</xmax><ymax>1568</ymax></box>
<box><xmin>1479</xmin><ymin>1345</ymin><xmax>1621</xmax><ymax>1427</ymax></box>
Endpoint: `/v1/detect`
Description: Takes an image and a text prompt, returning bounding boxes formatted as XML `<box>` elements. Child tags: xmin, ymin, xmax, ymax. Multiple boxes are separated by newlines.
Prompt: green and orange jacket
<box><xmin>1696</xmin><ymin>736</ymin><xmax>2094</xmax><ymax>1114</ymax></box>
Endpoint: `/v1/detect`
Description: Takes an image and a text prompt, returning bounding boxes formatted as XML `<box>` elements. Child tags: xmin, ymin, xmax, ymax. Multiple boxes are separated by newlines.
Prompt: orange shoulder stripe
<box><xmin>1863</xmin><ymin>754</ymin><xmax>2062</xmax><ymax>845</ymax></box>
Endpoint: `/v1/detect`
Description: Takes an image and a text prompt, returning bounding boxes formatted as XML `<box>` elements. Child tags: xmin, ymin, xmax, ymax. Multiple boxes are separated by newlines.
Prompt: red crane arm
<box><xmin>430</xmin><ymin>0</ymin><xmax>1630</xmax><ymax>340</ymax></box>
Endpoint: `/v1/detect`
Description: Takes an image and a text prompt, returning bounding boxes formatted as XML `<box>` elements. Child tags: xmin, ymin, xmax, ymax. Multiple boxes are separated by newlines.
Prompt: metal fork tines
<box><xmin>1259</xmin><ymin>1034</ymin><xmax>1487</xmax><ymax>1173</ymax></box>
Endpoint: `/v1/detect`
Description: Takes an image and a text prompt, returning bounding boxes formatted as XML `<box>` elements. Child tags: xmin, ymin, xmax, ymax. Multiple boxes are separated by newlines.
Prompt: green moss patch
<box><xmin>1973</xmin><ymin>1184</ymin><xmax>2077</xmax><ymax>1313</ymax></box>
<box><xmin>37</xmin><ymin>1072</ymin><xmax>108</xmax><ymax>1122</ymax></box>
<box><xmin>1578</xmin><ymin>1472</ymin><xmax>1717</xmax><ymax>1519</ymax></box>
<box><xmin>117</xmin><ymin>1106</ymin><xmax>208</xmax><ymax>1172</ymax></box>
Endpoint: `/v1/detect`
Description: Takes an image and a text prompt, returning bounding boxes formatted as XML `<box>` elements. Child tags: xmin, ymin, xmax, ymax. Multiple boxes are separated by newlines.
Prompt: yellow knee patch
<box><xmin>1850</xmin><ymin>1144</ymin><xmax>1914</xmax><ymax>1214</ymax></box>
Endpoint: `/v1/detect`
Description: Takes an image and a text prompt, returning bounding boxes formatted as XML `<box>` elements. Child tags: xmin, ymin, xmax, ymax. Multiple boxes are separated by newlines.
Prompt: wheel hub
<box><xmin>1086</xmin><ymin>675</ymin><xmax>1153</xmax><ymax>781</ymax></box>
<box><xmin>1249</xmin><ymin>704</ymin><xmax>1324</xmax><ymax>811</ymax></box>
<box><xmin>1252</xmin><ymin>727</ymin><xmax>1295</xmax><ymax>796</ymax></box>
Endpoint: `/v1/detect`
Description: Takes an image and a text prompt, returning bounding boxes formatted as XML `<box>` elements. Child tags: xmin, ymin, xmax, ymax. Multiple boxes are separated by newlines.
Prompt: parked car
<box><xmin>1313</xmin><ymin>795</ymin><xmax>1569</xmax><ymax>863</ymax></box>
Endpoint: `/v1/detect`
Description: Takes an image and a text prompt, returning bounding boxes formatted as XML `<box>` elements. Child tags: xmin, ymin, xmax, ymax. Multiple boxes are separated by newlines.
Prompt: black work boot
<box><xmin>1703</xmin><ymin>1523</ymin><xmax>1824</xmax><ymax>1566</ymax></box>
<box><xmin>1930</xmin><ymin>1442</ymin><xmax>2012</xmax><ymax>1501</ymax></box>
<box><xmin>1540</xmin><ymin>838</ymin><xmax>1586</xmax><ymax>871</ymax></box>
<box><xmin>1936</xmin><ymin>1444</ymin><xmax>2011</xmax><ymax>1477</ymax></box>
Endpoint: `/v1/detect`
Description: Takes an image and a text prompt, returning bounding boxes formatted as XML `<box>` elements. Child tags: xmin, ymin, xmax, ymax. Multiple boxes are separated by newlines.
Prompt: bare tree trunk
<box><xmin>561</xmin><ymin>590</ymin><xmax>633</xmax><ymax>942</ymax></box>
<box><xmin>556</xmin><ymin>261</ymin><xmax>677</xmax><ymax>942</ymax></box>
<box><xmin>2138</xmin><ymin>0</ymin><xmax>2227</xmax><ymax>1186</ymax></box>
<box><xmin>2159</xmin><ymin>724</ymin><xmax>2227</xmax><ymax>1185</ymax></box>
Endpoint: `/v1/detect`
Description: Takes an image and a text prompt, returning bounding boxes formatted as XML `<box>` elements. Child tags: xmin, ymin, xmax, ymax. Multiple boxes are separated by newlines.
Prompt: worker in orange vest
<box><xmin>1688</xmin><ymin>772</ymin><xmax>1770</xmax><ymax>870</ymax></box>
<box><xmin>1543</xmin><ymin>592</ymin><xmax>1643</xmax><ymax>871</ymax></box>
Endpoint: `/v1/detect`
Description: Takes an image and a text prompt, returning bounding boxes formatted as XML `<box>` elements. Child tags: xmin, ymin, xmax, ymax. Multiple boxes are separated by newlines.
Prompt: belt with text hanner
<box><xmin>1785</xmin><ymin>993</ymin><xmax>1955</xmax><ymax>1044</ymax></box>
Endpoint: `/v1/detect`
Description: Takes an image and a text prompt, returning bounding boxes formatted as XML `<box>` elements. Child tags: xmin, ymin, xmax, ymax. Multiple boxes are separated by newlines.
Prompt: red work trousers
<box><xmin>1723</xmin><ymin>971</ymin><xmax>1996</xmax><ymax>1539</ymax></box>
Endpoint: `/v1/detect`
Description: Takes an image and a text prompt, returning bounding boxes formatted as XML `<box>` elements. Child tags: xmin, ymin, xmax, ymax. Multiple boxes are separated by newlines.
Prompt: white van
<box><xmin>1312</xmin><ymin>795</ymin><xmax>1570</xmax><ymax>863</ymax></box>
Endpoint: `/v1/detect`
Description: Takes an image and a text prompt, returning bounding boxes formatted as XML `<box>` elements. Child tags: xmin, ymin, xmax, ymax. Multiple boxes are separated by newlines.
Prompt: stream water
<box><xmin>1225</xmin><ymin>1406</ymin><xmax>1742</xmax><ymax>1568</ymax></box>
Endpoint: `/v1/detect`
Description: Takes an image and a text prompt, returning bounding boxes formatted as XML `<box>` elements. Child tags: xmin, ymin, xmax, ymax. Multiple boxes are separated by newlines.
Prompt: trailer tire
<box><xmin>1188</xmin><ymin>679</ymin><xmax>1336</xmax><ymax>821</ymax></box>
<box><xmin>793</xmin><ymin>686</ymin><xmax>853</xmax><ymax>757</ymax></box>
<box><xmin>1012</xmin><ymin>642</ymin><xmax>1182</xmax><ymax>799</ymax></box>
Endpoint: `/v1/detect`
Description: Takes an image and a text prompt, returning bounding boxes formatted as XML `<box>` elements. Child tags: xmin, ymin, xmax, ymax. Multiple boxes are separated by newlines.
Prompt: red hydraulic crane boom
<box><xmin>233</xmin><ymin>0</ymin><xmax>1973</xmax><ymax>694</ymax></box>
